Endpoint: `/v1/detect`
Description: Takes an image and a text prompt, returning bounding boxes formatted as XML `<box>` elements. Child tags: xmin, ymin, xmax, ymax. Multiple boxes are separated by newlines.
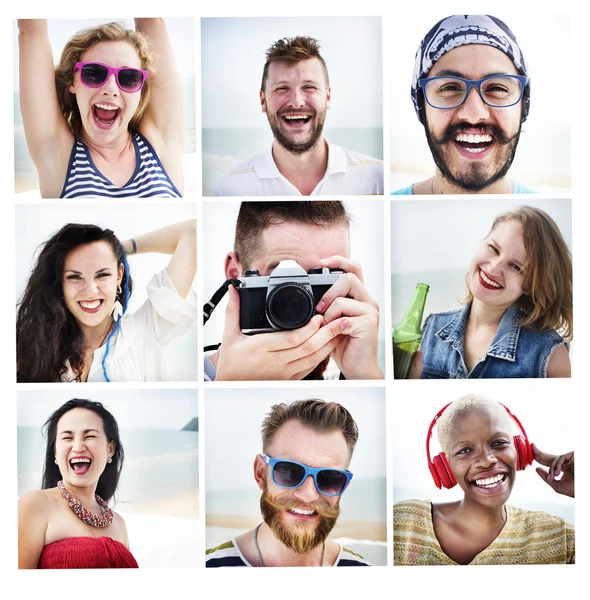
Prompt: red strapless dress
<box><xmin>38</xmin><ymin>536</ymin><xmax>139</xmax><ymax>569</ymax></box>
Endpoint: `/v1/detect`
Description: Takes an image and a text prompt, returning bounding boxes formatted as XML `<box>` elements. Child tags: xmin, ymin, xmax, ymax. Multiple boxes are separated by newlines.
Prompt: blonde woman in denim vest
<box><xmin>411</xmin><ymin>206</ymin><xmax>572</xmax><ymax>379</ymax></box>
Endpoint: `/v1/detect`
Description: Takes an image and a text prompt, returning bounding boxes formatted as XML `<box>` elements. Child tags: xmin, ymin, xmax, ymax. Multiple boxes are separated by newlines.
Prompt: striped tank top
<box><xmin>60</xmin><ymin>132</ymin><xmax>182</xmax><ymax>198</ymax></box>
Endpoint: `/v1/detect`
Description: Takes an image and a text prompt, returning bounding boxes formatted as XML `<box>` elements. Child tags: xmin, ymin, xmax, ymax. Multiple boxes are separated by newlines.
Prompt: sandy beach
<box><xmin>119</xmin><ymin>490</ymin><xmax>199</xmax><ymax>520</ymax></box>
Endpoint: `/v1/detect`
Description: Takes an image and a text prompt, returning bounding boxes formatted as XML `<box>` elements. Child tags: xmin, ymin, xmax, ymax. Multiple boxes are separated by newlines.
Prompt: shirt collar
<box><xmin>254</xmin><ymin>138</ymin><xmax>347</xmax><ymax>179</ymax></box>
<box><xmin>436</xmin><ymin>303</ymin><xmax>522</xmax><ymax>361</ymax></box>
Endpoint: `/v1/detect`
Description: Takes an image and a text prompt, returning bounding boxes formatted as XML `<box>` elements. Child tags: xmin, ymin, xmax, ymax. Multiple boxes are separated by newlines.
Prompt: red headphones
<box><xmin>426</xmin><ymin>401</ymin><xmax>533</xmax><ymax>489</ymax></box>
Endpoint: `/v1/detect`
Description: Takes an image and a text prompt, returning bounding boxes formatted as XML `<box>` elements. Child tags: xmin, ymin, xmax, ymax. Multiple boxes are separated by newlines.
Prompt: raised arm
<box><xmin>134</xmin><ymin>18</ymin><xmax>184</xmax><ymax>145</ymax></box>
<box><xmin>122</xmin><ymin>219</ymin><xmax>196</xmax><ymax>299</ymax></box>
<box><xmin>18</xmin><ymin>491</ymin><xmax>49</xmax><ymax>569</ymax></box>
<box><xmin>18</xmin><ymin>20</ymin><xmax>73</xmax><ymax>177</ymax></box>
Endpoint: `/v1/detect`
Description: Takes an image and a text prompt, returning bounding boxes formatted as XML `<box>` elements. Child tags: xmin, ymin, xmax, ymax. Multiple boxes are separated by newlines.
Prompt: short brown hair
<box><xmin>234</xmin><ymin>201</ymin><xmax>351</xmax><ymax>270</ymax></box>
<box><xmin>261</xmin><ymin>36</ymin><xmax>329</xmax><ymax>91</ymax></box>
<box><xmin>261</xmin><ymin>398</ymin><xmax>359</xmax><ymax>461</ymax></box>
<box><xmin>55</xmin><ymin>22</ymin><xmax>157</xmax><ymax>135</ymax></box>
<box><xmin>467</xmin><ymin>206</ymin><xmax>573</xmax><ymax>340</ymax></box>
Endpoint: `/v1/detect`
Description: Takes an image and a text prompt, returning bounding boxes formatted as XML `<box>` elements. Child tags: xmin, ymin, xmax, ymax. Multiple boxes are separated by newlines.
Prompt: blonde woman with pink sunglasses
<box><xmin>18</xmin><ymin>18</ymin><xmax>184</xmax><ymax>198</ymax></box>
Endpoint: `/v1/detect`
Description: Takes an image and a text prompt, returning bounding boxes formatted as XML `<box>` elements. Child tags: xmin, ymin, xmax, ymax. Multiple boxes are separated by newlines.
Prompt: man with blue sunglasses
<box><xmin>393</xmin><ymin>15</ymin><xmax>535</xmax><ymax>196</ymax></box>
<box><xmin>206</xmin><ymin>399</ymin><xmax>370</xmax><ymax>567</ymax></box>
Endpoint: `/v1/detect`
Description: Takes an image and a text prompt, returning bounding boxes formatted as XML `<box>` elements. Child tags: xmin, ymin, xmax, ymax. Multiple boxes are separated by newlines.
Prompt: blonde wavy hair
<box><xmin>466</xmin><ymin>206</ymin><xmax>573</xmax><ymax>341</ymax></box>
<box><xmin>54</xmin><ymin>22</ymin><xmax>157</xmax><ymax>135</ymax></box>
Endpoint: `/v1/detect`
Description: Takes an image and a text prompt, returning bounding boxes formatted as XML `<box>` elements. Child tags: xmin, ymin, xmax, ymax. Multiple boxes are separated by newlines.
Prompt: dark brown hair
<box><xmin>42</xmin><ymin>398</ymin><xmax>124</xmax><ymax>504</ymax></box>
<box><xmin>261</xmin><ymin>36</ymin><xmax>329</xmax><ymax>91</ymax></box>
<box><xmin>261</xmin><ymin>398</ymin><xmax>359</xmax><ymax>461</ymax></box>
<box><xmin>16</xmin><ymin>224</ymin><xmax>133</xmax><ymax>382</ymax></box>
<box><xmin>234</xmin><ymin>201</ymin><xmax>350</xmax><ymax>270</ymax></box>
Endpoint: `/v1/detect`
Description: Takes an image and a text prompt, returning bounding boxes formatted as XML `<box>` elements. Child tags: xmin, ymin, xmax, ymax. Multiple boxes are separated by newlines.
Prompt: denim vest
<box><xmin>419</xmin><ymin>303</ymin><xmax>565</xmax><ymax>379</ymax></box>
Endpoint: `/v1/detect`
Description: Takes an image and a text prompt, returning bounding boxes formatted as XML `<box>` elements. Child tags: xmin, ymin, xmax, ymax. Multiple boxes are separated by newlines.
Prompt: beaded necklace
<box><xmin>57</xmin><ymin>480</ymin><xmax>114</xmax><ymax>528</ymax></box>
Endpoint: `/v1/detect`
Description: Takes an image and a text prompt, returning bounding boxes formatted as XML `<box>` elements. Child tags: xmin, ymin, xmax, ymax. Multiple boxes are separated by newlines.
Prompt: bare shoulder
<box><xmin>19</xmin><ymin>488</ymin><xmax>53</xmax><ymax>514</ymax></box>
<box><xmin>111</xmin><ymin>510</ymin><xmax>131</xmax><ymax>547</ymax></box>
<box><xmin>547</xmin><ymin>344</ymin><xmax>571</xmax><ymax>378</ymax></box>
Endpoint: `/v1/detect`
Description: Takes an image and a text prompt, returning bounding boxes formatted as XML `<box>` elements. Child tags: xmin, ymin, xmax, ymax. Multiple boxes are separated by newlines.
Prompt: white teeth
<box><xmin>284</xmin><ymin>115</ymin><xmax>309</xmax><ymax>120</ymax></box>
<box><xmin>70</xmin><ymin>458</ymin><xmax>91</xmax><ymax>464</ymax></box>
<box><xmin>455</xmin><ymin>133</ymin><xmax>493</xmax><ymax>143</ymax></box>
<box><xmin>94</xmin><ymin>103</ymin><xmax>119</xmax><ymax>111</ymax></box>
<box><xmin>80</xmin><ymin>300</ymin><xmax>101</xmax><ymax>309</ymax></box>
<box><xmin>474</xmin><ymin>473</ymin><xmax>505</xmax><ymax>487</ymax></box>
<box><xmin>289</xmin><ymin>508</ymin><xmax>315</xmax><ymax>515</ymax></box>
<box><xmin>480</xmin><ymin>270</ymin><xmax>502</xmax><ymax>288</ymax></box>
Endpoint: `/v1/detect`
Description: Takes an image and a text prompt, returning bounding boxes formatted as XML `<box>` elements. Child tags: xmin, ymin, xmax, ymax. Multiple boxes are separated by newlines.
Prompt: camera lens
<box><xmin>266</xmin><ymin>283</ymin><xmax>315</xmax><ymax>330</ymax></box>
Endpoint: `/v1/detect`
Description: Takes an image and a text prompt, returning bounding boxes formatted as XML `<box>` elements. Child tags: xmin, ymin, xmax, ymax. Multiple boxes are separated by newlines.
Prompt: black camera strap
<box><xmin>203</xmin><ymin>279</ymin><xmax>241</xmax><ymax>325</ymax></box>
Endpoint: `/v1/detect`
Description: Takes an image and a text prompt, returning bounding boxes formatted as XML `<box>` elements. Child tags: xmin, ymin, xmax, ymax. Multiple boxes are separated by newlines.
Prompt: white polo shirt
<box><xmin>212</xmin><ymin>140</ymin><xmax>383</xmax><ymax>196</ymax></box>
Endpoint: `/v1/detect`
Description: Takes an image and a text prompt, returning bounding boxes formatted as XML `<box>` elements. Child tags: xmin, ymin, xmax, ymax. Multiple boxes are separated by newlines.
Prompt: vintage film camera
<box><xmin>238</xmin><ymin>260</ymin><xmax>344</xmax><ymax>334</ymax></box>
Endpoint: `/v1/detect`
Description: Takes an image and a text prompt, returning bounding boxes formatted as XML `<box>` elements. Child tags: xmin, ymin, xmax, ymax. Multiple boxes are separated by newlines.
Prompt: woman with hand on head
<box><xmin>410</xmin><ymin>206</ymin><xmax>572</xmax><ymax>379</ymax></box>
<box><xmin>18</xmin><ymin>399</ymin><xmax>137</xmax><ymax>569</ymax></box>
<box><xmin>16</xmin><ymin>219</ymin><xmax>196</xmax><ymax>382</ymax></box>
<box><xmin>393</xmin><ymin>394</ymin><xmax>575</xmax><ymax>565</ymax></box>
<box><xmin>18</xmin><ymin>18</ymin><xmax>184</xmax><ymax>198</ymax></box>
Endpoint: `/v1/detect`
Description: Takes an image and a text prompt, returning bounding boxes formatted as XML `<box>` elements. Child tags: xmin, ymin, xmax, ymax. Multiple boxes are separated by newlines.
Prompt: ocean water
<box><xmin>202</xmin><ymin>126</ymin><xmax>384</xmax><ymax>195</ymax></box>
<box><xmin>206</xmin><ymin>476</ymin><xmax>386</xmax><ymax>522</ymax></box>
<box><xmin>18</xmin><ymin>427</ymin><xmax>198</xmax><ymax>506</ymax></box>
<box><xmin>13</xmin><ymin>82</ymin><xmax>197</xmax><ymax>190</ymax></box>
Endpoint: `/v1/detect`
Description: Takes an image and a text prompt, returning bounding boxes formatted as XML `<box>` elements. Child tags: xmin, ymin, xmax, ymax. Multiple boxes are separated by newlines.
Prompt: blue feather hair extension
<box><xmin>101</xmin><ymin>248</ymin><xmax>131</xmax><ymax>382</ymax></box>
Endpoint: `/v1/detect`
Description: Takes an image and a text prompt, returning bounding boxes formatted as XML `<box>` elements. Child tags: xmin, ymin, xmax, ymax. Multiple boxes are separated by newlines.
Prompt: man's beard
<box><xmin>425</xmin><ymin>121</ymin><xmax>522</xmax><ymax>192</ymax></box>
<box><xmin>267</xmin><ymin>107</ymin><xmax>327</xmax><ymax>155</ymax></box>
<box><xmin>260</xmin><ymin>481</ymin><xmax>340</xmax><ymax>554</ymax></box>
<box><xmin>302</xmin><ymin>356</ymin><xmax>331</xmax><ymax>380</ymax></box>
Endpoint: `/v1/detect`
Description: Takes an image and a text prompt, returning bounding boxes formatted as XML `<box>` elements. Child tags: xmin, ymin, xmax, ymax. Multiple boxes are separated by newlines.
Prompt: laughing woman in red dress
<box><xmin>18</xmin><ymin>399</ymin><xmax>138</xmax><ymax>569</ymax></box>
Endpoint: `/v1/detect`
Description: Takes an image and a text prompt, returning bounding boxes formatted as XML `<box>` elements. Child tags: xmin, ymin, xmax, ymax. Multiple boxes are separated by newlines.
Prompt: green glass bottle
<box><xmin>393</xmin><ymin>283</ymin><xmax>429</xmax><ymax>379</ymax></box>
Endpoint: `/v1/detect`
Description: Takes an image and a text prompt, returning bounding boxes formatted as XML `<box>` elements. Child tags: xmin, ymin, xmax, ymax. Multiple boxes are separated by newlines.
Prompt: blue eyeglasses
<box><xmin>263</xmin><ymin>455</ymin><xmax>353</xmax><ymax>497</ymax></box>
<box><xmin>418</xmin><ymin>74</ymin><xmax>529</xmax><ymax>110</ymax></box>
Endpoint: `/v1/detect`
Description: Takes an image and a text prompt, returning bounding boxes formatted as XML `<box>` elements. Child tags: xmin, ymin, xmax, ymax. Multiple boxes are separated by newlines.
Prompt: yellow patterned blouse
<box><xmin>394</xmin><ymin>499</ymin><xmax>575</xmax><ymax>565</ymax></box>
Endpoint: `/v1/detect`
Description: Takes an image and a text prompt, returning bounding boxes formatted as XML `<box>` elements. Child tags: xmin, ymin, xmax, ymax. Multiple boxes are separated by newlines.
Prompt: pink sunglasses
<box><xmin>73</xmin><ymin>62</ymin><xmax>149</xmax><ymax>93</ymax></box>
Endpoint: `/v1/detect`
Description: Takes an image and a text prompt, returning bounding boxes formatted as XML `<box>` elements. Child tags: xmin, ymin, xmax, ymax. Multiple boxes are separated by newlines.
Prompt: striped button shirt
<box><xmin>60</xmin><ymin>132</ymin><xmax>182</xmax><ymax>198</ymax></box>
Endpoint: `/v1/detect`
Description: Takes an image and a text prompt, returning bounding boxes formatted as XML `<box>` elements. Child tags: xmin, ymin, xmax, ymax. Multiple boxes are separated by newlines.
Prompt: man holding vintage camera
<box><xmin>204</xmin><ymin>201</ymin><xmax>382</xmax><ymax>380</ymax></box>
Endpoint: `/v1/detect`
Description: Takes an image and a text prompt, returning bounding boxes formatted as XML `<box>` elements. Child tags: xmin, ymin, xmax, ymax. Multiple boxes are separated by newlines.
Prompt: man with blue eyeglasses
<box><xmin>393</xmin><ymin>15</ymin><xmax>535</xmax><ymax>195</ymax></box>
<box><xmin>206</xmin><ymin>399</ymin><xmax>370</xmax><ymax>567</ymax></box>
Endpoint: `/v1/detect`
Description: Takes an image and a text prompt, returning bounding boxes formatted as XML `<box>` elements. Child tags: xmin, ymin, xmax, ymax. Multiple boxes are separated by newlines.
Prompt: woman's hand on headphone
<box><xmin>532</xmin><ymin>444</ymin><xmax>574</xmax><ymax>498</ymax></box>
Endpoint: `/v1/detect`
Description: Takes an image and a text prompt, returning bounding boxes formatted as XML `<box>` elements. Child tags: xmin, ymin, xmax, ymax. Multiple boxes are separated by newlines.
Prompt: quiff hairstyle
<box><xmin>55</xmin><ymin>22</ymin><xmax>157</xmax><ymax>135</ymax></box>
<box><xmin>261</xmin><ymin>398</ymin><xmax>359</xmax><ymax>461</ymax></box>
<box><xmin>437</xmin><ymin>394</ymin><xmax>514</xmax><ymax>456</ymax></box>
<box><xmin>467</xmin><ymin>206</ymin><xmax>573</xmax><ymax>341</ymax></box>
<box><xmin>234</xmin><ymin>201</ymin><xmax>351</xmax><ymax>270</ymax></box>
<box><xmin>261</xmin><ymin>36</ymin><xmax>329</xmax><ymax>91</ymax></box>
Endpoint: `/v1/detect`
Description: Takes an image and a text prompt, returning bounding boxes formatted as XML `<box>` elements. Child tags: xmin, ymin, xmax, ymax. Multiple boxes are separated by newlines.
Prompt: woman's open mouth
<box><xmin>78</xmin><ymin>299</ymin><xmax>104</xmax><ymax>314</ymax></box>
<box><xmin>478</xmin><ymin>268</ymin><xmax>503</xmax><ymax>290</ymax></box>
<box><xmin>470</xmin><ymin>472</ymin><xmax>508</xmax><ymax>495</ymax></box>
<box><xmin>70</xmin><ymin>457</ymin><xmax>92</xmax><ymax>475</ymax></box>
<box><xmin>93</xmin><ymin>103</ymin><xmax>121</xmax><ymax>129</ymax></box>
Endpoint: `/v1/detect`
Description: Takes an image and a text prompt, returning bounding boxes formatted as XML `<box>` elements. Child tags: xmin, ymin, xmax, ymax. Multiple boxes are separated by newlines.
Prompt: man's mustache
<box><xmin>263</xmin><ymin>493</ymin><xmax>340</xmax><ymax>519</ymax></box>
<box><xmin>433</xmin><ymin>122</ymin><xmax>518</xmax><ymax>146</ymax></box>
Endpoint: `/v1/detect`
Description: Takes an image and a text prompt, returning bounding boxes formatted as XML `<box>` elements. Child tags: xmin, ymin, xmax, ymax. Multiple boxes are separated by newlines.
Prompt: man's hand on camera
<box><xmin>315</xmin><ymin>256</ymin><xmax>383</xmax><ymax>380</ymax></box>
<box><xmin>214</xmin><ymin>285</ymin><xmax>348</xmax><ymax>381</ymax></box>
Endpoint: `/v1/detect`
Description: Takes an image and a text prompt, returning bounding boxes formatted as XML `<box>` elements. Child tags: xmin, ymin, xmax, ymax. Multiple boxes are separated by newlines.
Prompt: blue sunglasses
<box><xmin>263</xmin><ymin>454</ymin><xmax>353</xmax><ymax>497</ymax></box>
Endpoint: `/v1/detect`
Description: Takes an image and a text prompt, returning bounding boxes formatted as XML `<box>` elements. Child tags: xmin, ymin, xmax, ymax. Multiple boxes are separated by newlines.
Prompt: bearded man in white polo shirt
<box><xmin>212</xmin><ymin>36</ymin><xmax>383</xmax><ymax>196</ymax></box>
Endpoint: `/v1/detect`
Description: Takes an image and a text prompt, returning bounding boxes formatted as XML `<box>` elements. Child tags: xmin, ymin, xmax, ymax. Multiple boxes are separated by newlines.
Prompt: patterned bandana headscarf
<box><xmin>411</xmin><ymin>15</ymin><xmax>529</xmax><ymax>124</ymax></box>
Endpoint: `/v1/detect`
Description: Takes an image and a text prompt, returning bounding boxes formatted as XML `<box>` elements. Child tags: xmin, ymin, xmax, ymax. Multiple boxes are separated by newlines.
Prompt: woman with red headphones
<box><xmin>393</xmin><ymin>394</ymin><xmax>574</xmax><ymax>565</ymax></box>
